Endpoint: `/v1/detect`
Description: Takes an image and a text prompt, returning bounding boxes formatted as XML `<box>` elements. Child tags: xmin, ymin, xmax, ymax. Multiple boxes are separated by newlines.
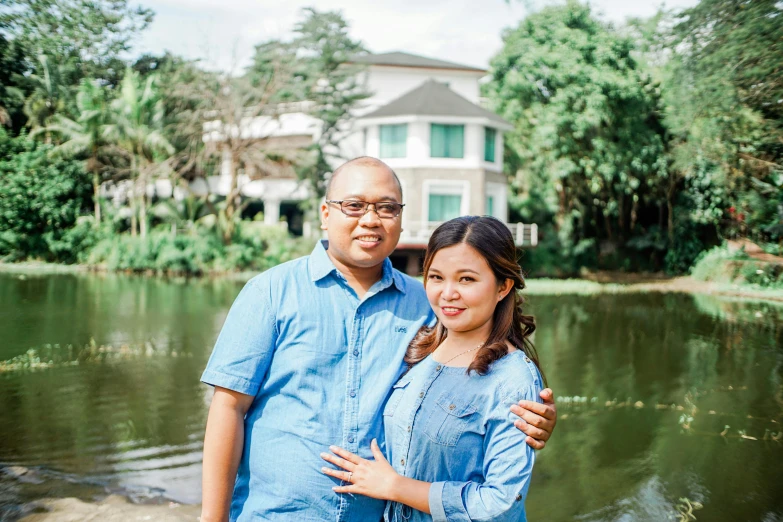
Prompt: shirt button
<box><xmin>407</xmin><ymin>425</ymin><xmax>412</xmax><ymax>432</ymax></box>
<box><xmin>353</xmin><ymin>349</ymin><xmax>359</xmax><ymax>356</ymax></box>
<box><xmin>516</xmin><ymin>494</ymin><xmax>523</xmax><ymax>502</ymax></box>
<box><xmin>448</xmin><ymin>404</ymin><xmax>456</xmax><ymax>410</ymax></box>
<box><xmin>347</xmin><ymin>435</ymin><xmax>355</xmax><ymax>443</ymax></box>
<box><xmin>419</xmin><ymin>392</ymin><xmax>424</xmax><ymax>398</ymax></box>
<box><xmin>400</xmin><ymin>458</ymin><xmax>405</xmax><ymax>465</ymax></box>
<box><xmin>435</xmin><ymin>365</ymin><xmax>442</xmax><ymax>371</ymax></box>
<box><xmin>525</xmin><ymin>357</ymin><xmax>531</xmax><ymax>363</ymax></box>
<box><xmin>350</xmin><ymin>390</ymin><xmax>356</xmax><ymax>398</ymax></box>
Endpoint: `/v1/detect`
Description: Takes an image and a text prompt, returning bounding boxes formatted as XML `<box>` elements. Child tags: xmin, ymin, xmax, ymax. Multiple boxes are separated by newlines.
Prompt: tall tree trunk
<box><xmin>667</xmin><ymin>176</ymin><xmax>676</xmax><ymax>244</ymax></box>
<box><xmin>92</xmin><ymin>171</ymin><xmax>101</xmax><ymax>225</ymax></box>
<box><xmin>222</xmin><ymin>150</ymin><xmax>238</xmax><ymax>244</ymax></box>
<box><xmin>139</xmin><ymin>167</ymin><xmax>148</xmax><ymax>239</ymax></box>
<box><xmin>130</xmin><ymin>156</ymin><xmax>138</xmax><ymax>237</ymax></box>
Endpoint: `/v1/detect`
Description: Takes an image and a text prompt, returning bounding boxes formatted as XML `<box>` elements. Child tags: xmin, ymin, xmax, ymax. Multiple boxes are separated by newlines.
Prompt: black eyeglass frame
<box><xmin>325</xmin><ymin>200</ymin><xmax>406</xmax><ymax>219</ymax></box>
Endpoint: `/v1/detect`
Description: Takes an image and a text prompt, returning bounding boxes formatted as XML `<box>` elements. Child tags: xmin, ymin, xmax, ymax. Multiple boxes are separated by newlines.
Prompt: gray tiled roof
<box><xmin>360</xmin><ymin>80</ymin><xmax>510</xmax><ymax>127</ymax></box>
<box><xmin>351</xmin><ymin>51</ymin><xmax>486</xmax><ymax>73</ymax></box>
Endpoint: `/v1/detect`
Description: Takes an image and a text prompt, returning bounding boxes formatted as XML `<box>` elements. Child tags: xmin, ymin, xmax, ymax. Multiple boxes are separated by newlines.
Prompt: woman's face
<box><xmin>425</xmin><ymin>243</ymin><xmax>512</xmax><ymax>335</ymax></box>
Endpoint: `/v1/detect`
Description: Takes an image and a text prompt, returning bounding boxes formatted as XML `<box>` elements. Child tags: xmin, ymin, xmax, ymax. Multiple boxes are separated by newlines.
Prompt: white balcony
<box><xmin>396</xmin><ymin>221</ymin><xmax>538</xmax><ymax>248</ymax></box>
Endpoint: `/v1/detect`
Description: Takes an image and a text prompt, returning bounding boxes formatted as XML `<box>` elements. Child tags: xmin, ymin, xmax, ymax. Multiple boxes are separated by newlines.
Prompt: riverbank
<box><xmin>3</xmin><ymin>262</ymin><xmax>783</xmax><ymax>303</ymax></box>
<box><xmin>18</xmin><ymin>496</ymin><xmax>200</xmax><ymax>521</ymax></box>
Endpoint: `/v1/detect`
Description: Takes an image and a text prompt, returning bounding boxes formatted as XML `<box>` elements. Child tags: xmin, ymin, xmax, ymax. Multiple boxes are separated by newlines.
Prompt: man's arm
<box><xmin>201</xmin><ymin>387</ymin><xmax>254</xmax><ymax>522</ymax></box>
<box><xmin>511</xmin><ymin>388</ymin><xmax>557</xmax><ymax>450</ymax></box>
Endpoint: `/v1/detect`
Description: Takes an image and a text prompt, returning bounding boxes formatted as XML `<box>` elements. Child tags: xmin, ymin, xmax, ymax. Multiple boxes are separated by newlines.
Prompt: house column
<box><xmin>264</xmin><ymin>198</ymin><xmax>281</xmax><ymax>225</ymax></box>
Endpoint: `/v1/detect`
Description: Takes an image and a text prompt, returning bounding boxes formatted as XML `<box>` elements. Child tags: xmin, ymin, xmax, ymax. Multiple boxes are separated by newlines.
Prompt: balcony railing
<box><xmin>397</xmin><ymin>221</ymin><xmax>538</xmax><ymax>247</ymax></box>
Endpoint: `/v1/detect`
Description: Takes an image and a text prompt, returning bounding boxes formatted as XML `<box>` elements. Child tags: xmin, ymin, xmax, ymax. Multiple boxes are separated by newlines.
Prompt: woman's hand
<box><xmin>321</xmin><ymin>439</ymin><xmax>400</xmax><ymax>500</ymax></box>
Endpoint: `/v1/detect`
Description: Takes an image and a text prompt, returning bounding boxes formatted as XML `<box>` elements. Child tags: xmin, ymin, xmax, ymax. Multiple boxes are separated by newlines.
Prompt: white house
<box><xmin>190</xmin><ymin>51</ymin><xmax>536</xmax><ymax>270</ymax></box>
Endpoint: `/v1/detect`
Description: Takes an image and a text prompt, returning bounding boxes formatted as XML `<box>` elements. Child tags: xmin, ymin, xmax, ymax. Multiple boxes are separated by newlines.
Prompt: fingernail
<box><xmin>329</xmin><ymin>445</ymin><xmax>338</xmax><ymax>451</ymax></box>
<box><xmin>321</xmin><ymin>467</ymin><xmax>328</xmax><ymax>473</ymax></box>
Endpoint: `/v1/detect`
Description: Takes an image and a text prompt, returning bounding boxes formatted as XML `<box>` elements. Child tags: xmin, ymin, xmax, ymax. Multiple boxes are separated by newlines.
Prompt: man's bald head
<box><xmin>325</xmin><ymin>157</ymin><xmax>403</xmax><ymax>201</ymax></box>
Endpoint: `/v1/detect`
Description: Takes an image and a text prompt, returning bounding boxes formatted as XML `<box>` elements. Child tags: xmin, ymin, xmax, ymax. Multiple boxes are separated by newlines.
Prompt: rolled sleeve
<box><xmin>429</xmin><ymin>481</ymin><xmax>448</xmax><ymax>521</ymax></box>
<box><xmin>200</xmin><ymin>276</ymin><xmax>278</xmax><ymax>397</ymax></box>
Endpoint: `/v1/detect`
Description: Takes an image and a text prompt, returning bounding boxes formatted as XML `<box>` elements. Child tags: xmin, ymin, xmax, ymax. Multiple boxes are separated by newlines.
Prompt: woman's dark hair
<box><xmin>405</xmin><ymin>216</ymin><xmax>543</xmax><ymax>380</ymax></box>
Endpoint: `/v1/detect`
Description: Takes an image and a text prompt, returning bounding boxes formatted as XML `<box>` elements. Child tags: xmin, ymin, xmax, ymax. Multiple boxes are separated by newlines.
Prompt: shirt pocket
<box><xmin>424</xmin><ymin>393</ymin><xmax>477</xmax><ymax>447</ymax></box>
<box><xmin>383</xmin><ymin>373</ymin><xmax>413</xmax><ymax>419</ymax></box>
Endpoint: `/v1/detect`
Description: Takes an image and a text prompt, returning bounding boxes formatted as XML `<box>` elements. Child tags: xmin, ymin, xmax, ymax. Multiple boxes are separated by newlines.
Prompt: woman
<box><xmin>321</xmin><ymin>216</ymin><xmax>545</xmax><ymax>521</ymax></box>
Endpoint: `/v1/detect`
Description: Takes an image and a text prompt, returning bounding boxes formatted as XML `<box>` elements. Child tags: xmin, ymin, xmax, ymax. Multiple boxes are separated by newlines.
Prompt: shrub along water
<box><xmin>83</xmin><ymin>223</ymin><xmax>314</xmax><ymax>276</ymax></box>
<box><xmin>691</xmin><ymin>245</ymin><xmax>783</xmax><ymax>289</ymax></box>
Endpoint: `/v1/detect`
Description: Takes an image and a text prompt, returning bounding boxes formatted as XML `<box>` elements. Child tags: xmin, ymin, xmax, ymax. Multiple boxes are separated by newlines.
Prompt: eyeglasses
<box><xmin>326</xmin><ymin>200</ymin><xmax>405</xmax><ymax>219</ymax></box>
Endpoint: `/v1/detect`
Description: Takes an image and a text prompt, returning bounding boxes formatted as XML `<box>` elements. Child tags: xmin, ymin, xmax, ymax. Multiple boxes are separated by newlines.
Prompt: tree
<box><xmin>245</xmin><ymin>8</ymin><xmax>370</xmax><ymax>199</ymax></box>
<box><xmin>22</xmin><ymin>54</ymin><xmax>70</xmax><ymax>141</ymax></box>
<box><xmin>105</xmin><ymin>68</ymin><xmax>174</xmax><ymax>238</ymax></box>
<box><xmin>0</xmin><ymin>0</ymin><xmax>153</xmax><ymax>85</ymax></box>
<box><xmin>176</xmin><ymin>63</ymin><xmax>303</xmax><ymax>244</ymax></box>
<box><xmin>0</xmin><ymin>33</ymin><xmax>29</xmax><ymax>134</ymax></box>
<box><xmin>0</xmin><ymin>129</ymin><xmax>91</xmax><ymax>261</ymax></box>
<box><xmin>40</xmin><ymin>79</ymin><xmax>111</xmax><ymax>223</ymax></box>
<box><xmin>486</xmin><ymin>2</ymin><xmax>668</xmax><ymax>267</ymax></box>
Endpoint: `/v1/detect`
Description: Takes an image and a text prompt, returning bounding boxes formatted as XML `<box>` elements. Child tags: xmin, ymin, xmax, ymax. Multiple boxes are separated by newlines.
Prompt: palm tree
<box><xmin>40</xmin><ymin>79</ymin><xmax>110</xmax><ymax>223</ymax></box>
<box><xmin>24</xmin><ymin>55</ymin><xmax>68</xmax><ymax>142</ymax></box>
<box><xmin>105</xmin><ymin>68</ymin><xmax>174</xmax><ymax>238</ymax></box>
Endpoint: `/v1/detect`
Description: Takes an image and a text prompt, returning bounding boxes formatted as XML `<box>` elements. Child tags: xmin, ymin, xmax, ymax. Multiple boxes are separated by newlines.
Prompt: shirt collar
<box><xmin>308</xmin><ymin>240</ymin><xmax>407</xmax><ymax>295</ymax></box>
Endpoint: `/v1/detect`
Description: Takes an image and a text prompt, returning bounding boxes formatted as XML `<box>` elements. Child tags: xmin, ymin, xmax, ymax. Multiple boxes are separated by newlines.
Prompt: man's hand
<box><xmin>510</xmin><ymin>388</ymin><xmax>557</xmax><ymax>450</ymax></box>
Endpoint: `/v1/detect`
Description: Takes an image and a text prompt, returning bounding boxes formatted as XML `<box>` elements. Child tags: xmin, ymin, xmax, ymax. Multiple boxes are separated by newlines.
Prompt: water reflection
<box><xmin>0</xmin><ymin>273</ymin><xmax>781</xmax><ymax>521</ymax></box>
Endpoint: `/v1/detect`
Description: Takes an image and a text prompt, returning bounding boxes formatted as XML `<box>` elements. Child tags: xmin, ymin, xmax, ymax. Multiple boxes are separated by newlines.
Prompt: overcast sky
<box><xmin>134</xmin><ymin>0</ymin><xmax>698</xmax><ymax>72</ymax></box>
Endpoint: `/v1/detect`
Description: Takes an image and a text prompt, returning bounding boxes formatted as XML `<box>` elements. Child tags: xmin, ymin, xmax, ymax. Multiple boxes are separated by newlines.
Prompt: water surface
<box><xmin>1</xmin><ymin>272</ymin><xmax>781</xmax><ymax>521</ymax></box>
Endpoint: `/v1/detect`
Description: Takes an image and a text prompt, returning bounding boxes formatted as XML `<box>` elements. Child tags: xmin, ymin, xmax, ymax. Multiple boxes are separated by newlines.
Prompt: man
<box><xmin>200</xmin><ymin>157</ymin><xmax>557</xmax><ymax>522</ymax></box>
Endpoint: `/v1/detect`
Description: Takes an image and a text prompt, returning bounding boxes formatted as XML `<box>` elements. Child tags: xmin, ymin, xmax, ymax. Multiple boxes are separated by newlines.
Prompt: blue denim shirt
<box><xmin>383</xmin><ymin>351</ymin><xmax>543</xmax><ymax>522</ymax></box>
<box><xmin>201</xmin><ymin>241</ymin><xmax>434</xmax><ymax>522</ymax></box>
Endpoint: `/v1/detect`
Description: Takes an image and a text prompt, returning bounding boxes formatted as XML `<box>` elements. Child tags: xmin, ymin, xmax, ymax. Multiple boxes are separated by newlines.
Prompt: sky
<box><xmin>133</xmin><ymin>0</ymin><xmax>699</xmax><ymax>72</ymax></box>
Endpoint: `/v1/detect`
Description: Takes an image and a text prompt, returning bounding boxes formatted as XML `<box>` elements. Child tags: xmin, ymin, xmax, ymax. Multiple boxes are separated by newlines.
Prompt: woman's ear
<box><xmin>497</xmin><ymin>278</ymin><xmax>514</xmax><ymax>301</ymax></box>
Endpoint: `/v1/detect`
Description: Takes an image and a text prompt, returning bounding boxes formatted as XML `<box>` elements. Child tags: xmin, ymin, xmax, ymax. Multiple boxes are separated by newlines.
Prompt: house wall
<box><xmin>396</xmin><ymin>167</ymin><xmax>489</xmax><ymax>225</ymax></box>
<box><xmin>364</xmin><ymin>120</ymin><xmax>504</xmax><ymax>173</ymax></box>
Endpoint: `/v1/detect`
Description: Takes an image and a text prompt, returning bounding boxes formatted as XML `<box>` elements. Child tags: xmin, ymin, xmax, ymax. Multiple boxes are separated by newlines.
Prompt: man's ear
<box><xmin>320</xmin><ymin>201</ymin><xmax>329</xmax><ymax>230</ymax></box>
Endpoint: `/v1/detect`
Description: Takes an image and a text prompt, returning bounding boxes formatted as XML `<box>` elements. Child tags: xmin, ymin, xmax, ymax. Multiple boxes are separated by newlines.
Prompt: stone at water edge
<box><xmin>19</xmin><ymin>495</ymin><xmax>201</xmax><ymax>522</ymax></box>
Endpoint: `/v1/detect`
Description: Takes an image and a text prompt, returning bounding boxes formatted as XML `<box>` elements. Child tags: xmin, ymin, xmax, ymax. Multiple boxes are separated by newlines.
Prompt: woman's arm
<box><xmin>201</xmin><ymin>387</ymin><xmax>254</xmax><ymax>522</ymax></box>
<box><xmin>429</xmin><ymin>388</ymin><xmax>539</xmax><ymax>522</ymax></box>
<box><xmin>321</xmin><ymin>440</ymin><xmax>432</xmax><ymax>514</ymax></box>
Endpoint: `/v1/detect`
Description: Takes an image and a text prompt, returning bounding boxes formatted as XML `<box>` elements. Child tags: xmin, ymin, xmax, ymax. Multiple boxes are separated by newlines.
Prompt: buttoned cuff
<box><xmin>200</xmin><ymin>369</ymin><xmax>258</xmax><ymax>396</ymax></box>
<box><xmin>429</xmin><ymin>481</ymin><xmax>448</xmax><ymax>522</ymax></box>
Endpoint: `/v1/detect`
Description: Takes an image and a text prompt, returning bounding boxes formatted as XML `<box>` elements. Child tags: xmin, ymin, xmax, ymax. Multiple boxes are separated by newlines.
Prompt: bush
<box><xmin>690</xmin><ymin>244</ymin><xmax>783</xmax><ymax>288</ymax></box>
<box><xmin>84</xmin><ymin>223</ymin><xmax>314</xmax><ymax>276</ymax></box>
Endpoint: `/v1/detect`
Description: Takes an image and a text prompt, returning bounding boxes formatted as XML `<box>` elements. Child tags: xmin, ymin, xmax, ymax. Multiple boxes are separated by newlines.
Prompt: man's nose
<box><xmin>358</xmin><ymin>206</ymin><xmax>382</xmax><ymax>226</ymax></box>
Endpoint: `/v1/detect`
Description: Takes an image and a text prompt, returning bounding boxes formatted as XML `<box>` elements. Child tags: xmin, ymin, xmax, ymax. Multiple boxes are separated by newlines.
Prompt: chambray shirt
<box><xmin>201</xmin><ymin>240</ymin><xmax>434</xmax><ymax>522</ymax></box>
<box><xmin>383</xmin><ymin>351</ymin><xmax>543</xmax><ymax>522</ymax></box>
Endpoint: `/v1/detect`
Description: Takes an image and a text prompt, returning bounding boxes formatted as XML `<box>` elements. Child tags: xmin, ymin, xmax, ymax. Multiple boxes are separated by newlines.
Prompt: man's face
<box><xmin>320</xmin><ymin>165</ymin><xmax>403</xmax><ymax>270</ymax></box>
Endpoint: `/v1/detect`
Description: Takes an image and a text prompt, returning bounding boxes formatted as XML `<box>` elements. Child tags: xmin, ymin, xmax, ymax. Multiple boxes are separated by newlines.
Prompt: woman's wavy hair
<box><xmin>404</xmin><ymin>216</ymin><xmax>542</xmax><ymax>379</ymax></box>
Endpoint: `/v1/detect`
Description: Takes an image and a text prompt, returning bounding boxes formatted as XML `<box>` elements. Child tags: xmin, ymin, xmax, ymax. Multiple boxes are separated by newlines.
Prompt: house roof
<box><xmin>360</xmin><ymin>80</ymin><xmax>511</xmax><ymax>128</ymax></box>
<box><xmin>351</xmin><ymin>51</ymin><xmax>486</xmax><ymax>73</ymax></box>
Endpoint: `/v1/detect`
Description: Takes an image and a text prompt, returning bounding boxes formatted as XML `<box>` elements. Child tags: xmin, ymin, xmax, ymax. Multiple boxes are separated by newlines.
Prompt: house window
<box><xmin>484</xmin><ymin>127</ymin><xmax>496</xmax><ymax>162</ymax></box>
<box><xmin>486</xmin><ymin>195</ymin><xmax>494</xmax><ymax>216</ymax></box>
<box><xmin>428</xmin><ymin>194</ymin><xmax>462</xmax><ymax>222</ymax></box>
<box><xmin>430</xmin><ymin>124</ymin><xmax>464</xmax><ymax>158</ymax></box>
<box><xmin>379</xmin><ymin>124</ymin><xmax>407</xmax><ymax>158</ymax></box>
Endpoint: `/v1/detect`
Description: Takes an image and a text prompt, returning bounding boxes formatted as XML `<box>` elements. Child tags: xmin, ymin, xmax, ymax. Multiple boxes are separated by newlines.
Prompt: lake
<box><xmin>1</xmin><ymin>272</ymin><xmax>781</xmax><ymax>521</ymax></box>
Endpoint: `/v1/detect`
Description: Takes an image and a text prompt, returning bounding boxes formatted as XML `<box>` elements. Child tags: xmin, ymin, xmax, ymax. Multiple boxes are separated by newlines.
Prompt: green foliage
<box><xmin>691</xmin><ymin>244</ymin><xmax>783</xmax><ymax>288</ymax></box>
<box><xmin>0</xmin><ymin>33</ymin><xmax>28</xmax><ymax>133</ymax></box>
<box><xmin>0</xmin><ymin>130</ymin><xmax>91</xmax><ymax>261</ymax></box>
<box><xmin>0</xmin><ymin>0</ymin><xmax>153</xmax><ymax>86</ymax></box>
<box><xmin>84</xmin><ymin>223</ymin><xmax>313</xmax><ymax>275</ymax></box>
<box><xmin>487</xmin><ymin>2</ymin><xmax>669</xmax><ymax>271</ymax></box>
